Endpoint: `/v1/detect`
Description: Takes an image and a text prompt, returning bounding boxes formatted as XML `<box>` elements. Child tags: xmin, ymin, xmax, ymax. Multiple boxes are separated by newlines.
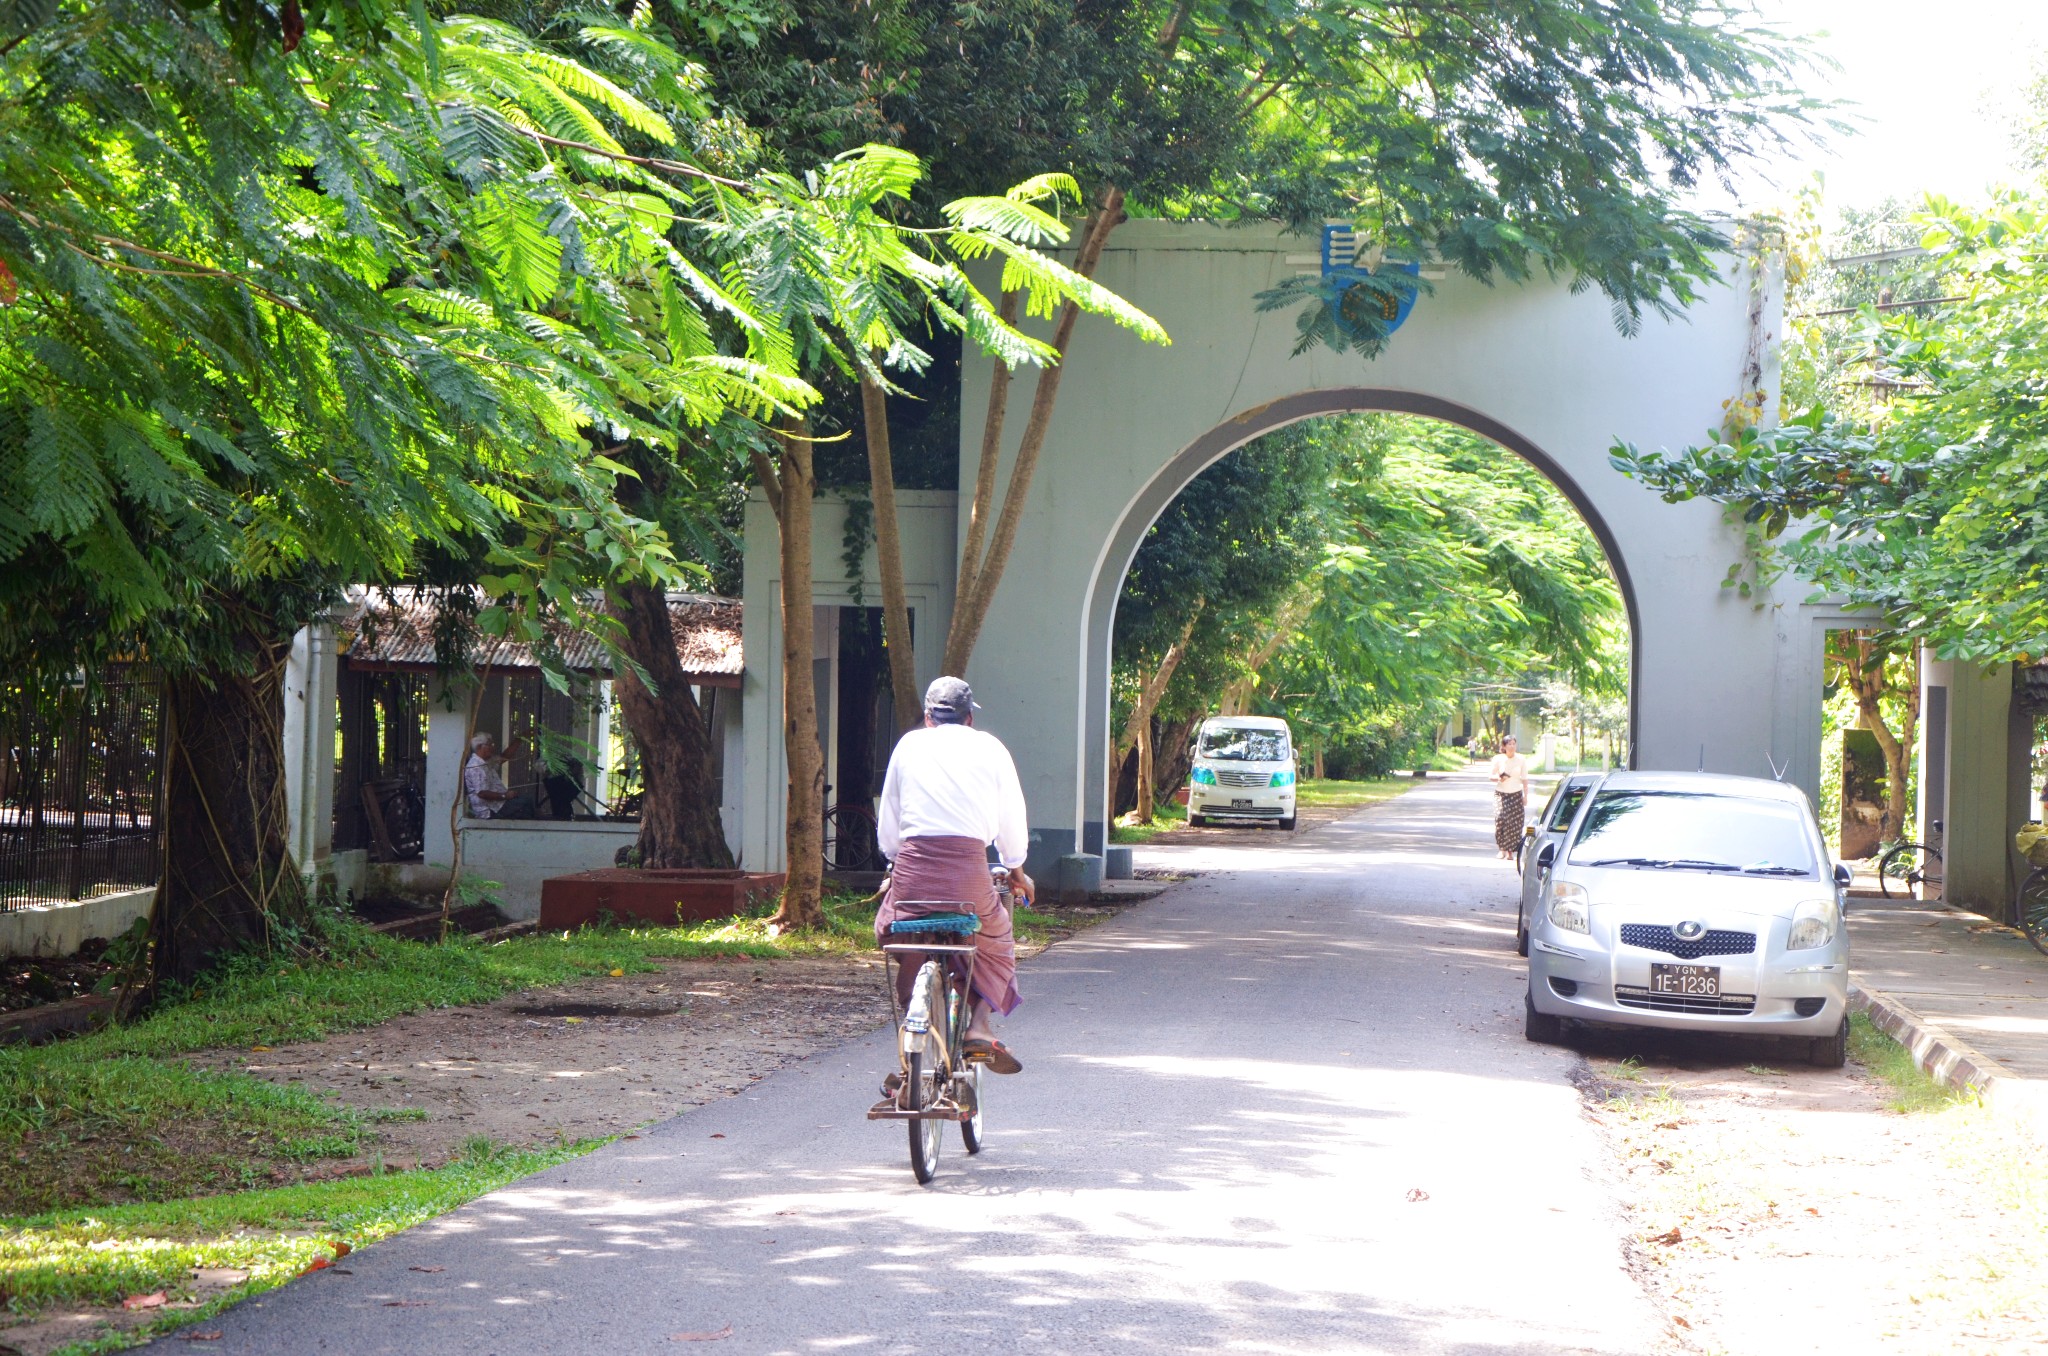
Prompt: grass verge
<box><xmin>1295</xmin><ymin>776</ymin><xmax>1415</xmax><ymax>811</ymax></box>
<box><xmin>0</xmin><ymin>893</ymin><xmax>889</xmax><ymax>1215</ymax></box>
<box><xmin>1</xmin><ymin>1138</ymin><xmax>595</xmax><ymax>1352</ymax></box>
<box><xmin>1846</xmin><ymin>1010</ymin><xmax>1979</xmax><ymax>1113</ymax></box>
<box><xmin>1109</xmin><ymin>801</ymin><xmax>1187</xmax><ymax>844</ymax></box>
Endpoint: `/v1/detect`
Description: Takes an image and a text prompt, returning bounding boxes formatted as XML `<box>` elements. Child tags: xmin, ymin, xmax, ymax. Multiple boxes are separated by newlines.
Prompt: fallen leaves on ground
<box><xmin>121</xmin><ymin>1291</ymin><xmax>169</xmax><ymax>1310</ymax></box>
<box><xmin>1647</xmin><ymin>1226</ymin><xmax>1683</xmax><ymax>1246</ymax></box>
<box><xmin>670</xmin><ymin>1326</ymin><xmax>733</xmax><ymax>1342</ymax></box>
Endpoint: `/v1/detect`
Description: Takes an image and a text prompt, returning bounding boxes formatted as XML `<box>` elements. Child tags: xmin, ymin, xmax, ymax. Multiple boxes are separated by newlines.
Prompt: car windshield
<box><xmin>1199</xmin><ymin>726</ymin><xmax>1290</xmax><ymax>762</ymax></box>
<box><xmin>1547</xmin><ymin>782</ymin><xmax>1591</xmax><ymax>830</ymax></box>
<box><xmin>1566</xmin><ymin>789</ymin><xmax>1818</xmax><ymax>876</ymax></box>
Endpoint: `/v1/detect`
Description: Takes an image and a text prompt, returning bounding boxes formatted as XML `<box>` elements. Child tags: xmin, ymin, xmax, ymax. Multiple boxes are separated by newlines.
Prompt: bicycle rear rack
<box><xmin>866</xmin><ymin>1095</ymin><xmax>972</xmax><ymax>1122</ymax></box>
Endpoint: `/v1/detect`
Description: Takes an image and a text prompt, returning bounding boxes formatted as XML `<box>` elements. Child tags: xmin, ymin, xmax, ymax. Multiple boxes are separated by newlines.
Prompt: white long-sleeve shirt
<box><xmin>876</xmin><ymin>723</ymin><xmax>1030</xmax><ymax>868</ymax></box>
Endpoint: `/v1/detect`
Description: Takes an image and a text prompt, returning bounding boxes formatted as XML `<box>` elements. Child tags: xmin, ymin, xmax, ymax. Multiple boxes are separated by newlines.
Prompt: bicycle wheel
<box><xmin>2019</xmin><ymin>868</ymin><xmax>2048</xmax><ymax>956</ymax></box>
<box><xmin>1877</xmin><ymin>842</ymin><xmax>1939</xmax><ymax>899</ymax></box>
<box><xmin>958</xmin><ymin>1062</ymin><xmax>985</xmax><ymax>1153</ymax></box>
<box><xmin>905</xmin><ymin>964</ymin><xmax>945</xmax><ymax>1184</ymax></box>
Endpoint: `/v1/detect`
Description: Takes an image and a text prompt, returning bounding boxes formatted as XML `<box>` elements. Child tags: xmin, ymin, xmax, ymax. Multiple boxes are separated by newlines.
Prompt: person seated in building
<box><xmin>873</xmin><ymin>676</ymin><xmax>1035</xmax><ymax>1076</ymax></box>
<box><xmin>463</xmin><ymin>732</ymin><xmax>536</xmax><ymax>819</ymax></box>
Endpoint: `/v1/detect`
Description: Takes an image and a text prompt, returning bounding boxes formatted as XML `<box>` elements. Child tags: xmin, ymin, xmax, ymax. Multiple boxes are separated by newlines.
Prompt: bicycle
<box><xmin>866</xmin><ymin>871</ymin><xmax>1004</xmax><ymax>1183</ymax></box>
<box><xmin>1876</xmin><ymin>827</ymin><xmax>1942</xmax><ymax>900</ymax></box>
<box><xmin>823</xmin><ymin>798</ymin><xmax>881</xmax><ymax>873</ymax></box>
<box><xmin>2019</xmin><ymin>867</ymin><xmax>2048</xmax><ymax>955</ymax></box>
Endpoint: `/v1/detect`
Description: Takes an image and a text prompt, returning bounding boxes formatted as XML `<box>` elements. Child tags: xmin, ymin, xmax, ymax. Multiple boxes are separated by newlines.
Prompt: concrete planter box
<box><xmin>538</xmin><ymin>868</ymin><xmax>787</xmax><ymax>931</ymax></box>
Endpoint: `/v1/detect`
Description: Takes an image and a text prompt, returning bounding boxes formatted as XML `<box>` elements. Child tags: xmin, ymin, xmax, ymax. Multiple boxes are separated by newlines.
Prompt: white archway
<box><xmin>953</xmin><ymin>221</ymin><xmax>1831</xmax><ymax>878</ymax></box>
<box><xmin>1080</xmin><ymin>389</ymin><xmax>1645</xmax><ymax>839</ymax></box>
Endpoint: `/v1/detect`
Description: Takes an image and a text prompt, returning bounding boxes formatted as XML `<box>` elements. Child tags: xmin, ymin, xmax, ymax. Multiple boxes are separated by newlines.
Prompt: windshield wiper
<box><xmin>1740</xmin><ymin>864</ymin><xmax>1809</xmax><ymax>876</ymax></box>
<box><xmin>1586</xmin><ymin>857</ymin><xmax>1741</xmax><ymax>872</ymax></box>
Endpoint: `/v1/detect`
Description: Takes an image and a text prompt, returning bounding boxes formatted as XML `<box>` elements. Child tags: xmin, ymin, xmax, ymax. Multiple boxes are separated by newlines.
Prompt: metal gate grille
<box><xmin>0</xmin><ymin>674</ymin><xmax>164</xmax><ymax>910</ymax></box>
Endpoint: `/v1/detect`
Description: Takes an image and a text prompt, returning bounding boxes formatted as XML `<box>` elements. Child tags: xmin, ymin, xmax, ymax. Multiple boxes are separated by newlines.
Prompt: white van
<box><xmin>1187</xmin><ymin>715</ymin><xmax>1297</xmax><ymax>830</ymax></box>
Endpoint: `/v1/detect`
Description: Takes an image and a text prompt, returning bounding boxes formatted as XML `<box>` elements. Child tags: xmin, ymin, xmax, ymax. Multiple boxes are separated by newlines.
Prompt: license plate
<box><xmin>1650</xmin><ymin>963</ymin><xmax>1720</xmax><ymax>997</ymax></box>
<box><xmin>1231</xmin><ymin>798</ymin><xmax>1253</xmax><ymax>808</ymax></box>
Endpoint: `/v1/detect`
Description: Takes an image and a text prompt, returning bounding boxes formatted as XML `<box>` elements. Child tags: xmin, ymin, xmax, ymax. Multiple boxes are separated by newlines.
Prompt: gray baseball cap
<box><xmin>924</xmin><ymin>675</ymin><xmax>980</xmax><ymax>723</ymax></box>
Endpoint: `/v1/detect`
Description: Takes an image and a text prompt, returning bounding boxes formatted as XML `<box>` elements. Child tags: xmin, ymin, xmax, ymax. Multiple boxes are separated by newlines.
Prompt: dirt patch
<box><xmin>1578</xmin><ymin>1033</ymin><xmax>2044</xmax><ymax>1354</ymax></box>
<box><xmin>1127</xmin><ymin>794</ymin><xmax>1401</xmax><ymax>848</ymax></box>
<box><xmin>182</xmin><ymin>954</ymin><xmax>893</xmax><ymax>1172</ymax></box>
<box><xmin>0</xmin><ymin>939</ymin><xmax>112</xmax><ymax>1014</ymax></box>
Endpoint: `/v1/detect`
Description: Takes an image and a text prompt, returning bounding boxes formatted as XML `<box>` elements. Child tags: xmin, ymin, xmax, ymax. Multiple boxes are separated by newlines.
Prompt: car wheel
<box><xmin>1525</xmin><ymin>990</ymin><xmax>1566</xmax><ymax>1045</ymax></box>
<box><xmin>1188</xmin><ymin>813</ymin><xmax>1207</xmax><ymax>828</ymax></box>
<box><xmin>1807</xmin><ymin>1016</ymin><xmax>1849</xmax><ymax>1069</ymax></box>
<box><xmin>1278</xmin><ymin>814</ymin><xmax>1297</xmax><ymax>832</ymax></box>
<box><xmin>1515</xmin><ymin>901</ymin><xmax>1529</xmax><ymax>957</ymax></box>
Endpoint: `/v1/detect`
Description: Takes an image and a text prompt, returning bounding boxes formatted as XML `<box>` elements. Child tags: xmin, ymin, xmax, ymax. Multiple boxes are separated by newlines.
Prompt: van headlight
<box><xmin>1270</xmin><ymin>769</ymin><xmax>1295</xmax><ymax>787</ymax></box>
<box><xmin>1786</xmin><ymin>899</ymin><xmax>1839</xmax><ymax>951</ymax></box>
<box><xmin>1548</xmin><ymin>881</ymin><xmax>1590</xmax><ymax>934</ymax></box>
<box><xmin>1191</xmin><ymin>767</ymin><xmax>1216</xmax><ymax>786</ymax></box>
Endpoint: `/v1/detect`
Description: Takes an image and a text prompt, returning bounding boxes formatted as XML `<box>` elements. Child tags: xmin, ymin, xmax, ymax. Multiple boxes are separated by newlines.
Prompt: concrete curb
<box><xmin>1849</xmin><ymin>979</ymin><xmax>2048</xmax><ymax>1119</ymax></box>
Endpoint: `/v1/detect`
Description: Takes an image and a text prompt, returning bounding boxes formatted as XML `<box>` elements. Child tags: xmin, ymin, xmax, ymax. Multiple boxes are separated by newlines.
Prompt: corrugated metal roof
<box><xmin>339</xmin><ymin>588</ymin><xmax>742</xmax><ymax>683</ymax></box>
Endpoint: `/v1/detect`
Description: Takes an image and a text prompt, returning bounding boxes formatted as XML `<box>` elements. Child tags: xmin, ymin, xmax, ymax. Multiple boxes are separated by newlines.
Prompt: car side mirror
<box><xmin>1833</xmin><ymin>862</ymin><xmax>1853</xmax><ymax>889</ymax></box>
<box><xmin>1535</xmin><ymin>842</ymin><xmax>1557</xmax><ymax>870</ymax></box>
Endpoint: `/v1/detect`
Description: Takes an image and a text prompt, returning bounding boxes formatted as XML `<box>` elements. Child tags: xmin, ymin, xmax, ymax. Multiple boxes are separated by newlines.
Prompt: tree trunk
<box><xmin>859</xmin><ymin>372</ymin><xmax>923</xmax><ymax>734</ymax></box>
<box><xmin>1216</xmin><ymin>586</ymin><xmax>1313</xmax><ymax>716</ymax></box>
<box><xmin>147</xmin><ymin>639</ymin><xmax>310</xmax><ymax>990</ymax></box>
<box><xmin>754</xmin><ymin>425</ymin><xmax>825</xmax><ymax>931</ymax></box>
<box><xmin>1114</xmin><ymin>599</ymin><xmax>1202</xmax><ymax>767</ymax></box>
<box><xmin>1134</xmin><ymin>715</ymin><xmax>1155</xmax><ymax>823</ymax></box>
<box><xmin>943</xmin><ymin>187</ymin><xmax>1128</xmax><ymax>677</ymax></box>
<box><xmin>1152</xmin><ymin>711</ymin><xmax>1200</xmax><ymax>806</ymax></box>
<box><xmin>609</xmin><ymin>582</ymin><xmax>734</xmax><ymax>870</ymax></box>
<box><xmin>1844</xmin><ymin>632</ymin><xmax>1919</xmax><ymax>844</ymax></box>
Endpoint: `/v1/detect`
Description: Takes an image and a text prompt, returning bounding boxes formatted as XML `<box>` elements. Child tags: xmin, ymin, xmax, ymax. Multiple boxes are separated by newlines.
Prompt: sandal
<box><xmin>881</xmin><ymin>1071</ymin><xmax>904</xmax><ymax>1100</ymax></box>
<box><xmin>962</xmin><ymin>1038</ymin><xmax>1023</xmax><ymax>1075</ymax></box>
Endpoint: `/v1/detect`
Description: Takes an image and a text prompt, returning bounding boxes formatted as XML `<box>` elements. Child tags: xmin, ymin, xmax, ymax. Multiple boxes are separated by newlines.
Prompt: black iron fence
<box><xmin>0</xmin><ymin>674</ymin><xmax>165</xmax><ymax>910</ymax></box>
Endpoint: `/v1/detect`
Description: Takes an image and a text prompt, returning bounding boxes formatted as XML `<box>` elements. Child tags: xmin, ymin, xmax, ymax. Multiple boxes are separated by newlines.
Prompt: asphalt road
<box><xmin>153</xmin><ymin>771</ymin><xmax>1659</xmax><ymax>1355</ymax></box>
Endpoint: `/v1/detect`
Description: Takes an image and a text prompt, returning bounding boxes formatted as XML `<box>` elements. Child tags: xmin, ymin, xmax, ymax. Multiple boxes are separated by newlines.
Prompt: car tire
<box><xmin>1188</xmin><ymin>813</ymin><xmax>1207</xmax><ymax>828</ymax></box>
<box><xmin>1515</xmin><ymin>902</ymin><xmax>1529</xmax><ymax>957</ymax></box>
<box><xmin>1524</xmin><ymin>990</ymin><xmax>1566</xmax><ymax>1045</ymax></box>
<box><xmin>1278</xmin><ymin>814</ymin><xmax>1297</xmax><ymax>832</ymax></box>
<box><xmin>1807</xmin><ymin>1016</ymin><xmax>1849</xmax><ymax>1069</ymax></box>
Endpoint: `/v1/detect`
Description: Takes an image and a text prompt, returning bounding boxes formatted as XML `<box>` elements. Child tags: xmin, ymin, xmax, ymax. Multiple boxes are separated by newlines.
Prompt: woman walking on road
<box><xmin>1490</xmin><ymin>735</ymin><xmax>1529</xmax><ymax>860</ymax></box>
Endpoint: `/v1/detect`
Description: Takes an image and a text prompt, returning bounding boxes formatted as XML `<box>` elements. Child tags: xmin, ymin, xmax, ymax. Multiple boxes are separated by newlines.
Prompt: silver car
<box><xmin>1516</xmin><ymin>772</ymin><xmax>1603</xmax><ymax>956</ymax></box>
<box><xmin>1524</xmin><ymin>771</ymin><xmax>1853</xmax><ymax>1067</ymax></box>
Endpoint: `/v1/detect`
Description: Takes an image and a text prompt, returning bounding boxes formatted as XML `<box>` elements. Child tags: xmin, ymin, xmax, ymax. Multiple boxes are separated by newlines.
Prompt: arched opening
<box><xmin>1080</xmin><ymin>389</ymin><xmax>1642</xmax><ymax>850</ymax></box>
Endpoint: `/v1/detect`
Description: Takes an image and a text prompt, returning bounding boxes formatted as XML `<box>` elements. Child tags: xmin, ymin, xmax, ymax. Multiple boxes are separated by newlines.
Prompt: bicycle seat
<box><xmin>887</xmin><ymin>912</ymin><xmax>981</xmax><ymax>935</ymax></box>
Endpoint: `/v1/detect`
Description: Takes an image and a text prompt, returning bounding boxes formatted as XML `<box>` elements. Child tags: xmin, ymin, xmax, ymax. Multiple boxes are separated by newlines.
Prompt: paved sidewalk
<box><xmin>1848</xmin><ymin>892</ymin><xmax>2048</xmax><ymax>1111</ymax></box>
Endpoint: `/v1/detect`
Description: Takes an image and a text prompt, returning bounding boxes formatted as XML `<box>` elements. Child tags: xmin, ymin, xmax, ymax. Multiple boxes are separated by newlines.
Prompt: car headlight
<box><xmin>1786</xmin><ymin>898</ymin><xmax>1839</xmax><ymax>951</ymax></box>
<box><xmin>1270</xmin><ymin>769</ymin><xmax>1295</xmax><ymax>787</ymax></box>
<box><xmin>1191</xmin><ymin>767</ymin><xmax>1216</xmax><ymax>786</ymax></box>
<box><xmin>1548</xmin><ymin>881</ymin><xmax>1590</xmax><ymax>934</ymax></box>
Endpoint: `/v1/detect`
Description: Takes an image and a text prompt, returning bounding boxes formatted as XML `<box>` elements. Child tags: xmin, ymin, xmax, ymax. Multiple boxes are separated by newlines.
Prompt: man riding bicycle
<box><xmin>874</xmin><ymin>676</ymin><xmax>1036</xmax><ymax>1075</ymax></box>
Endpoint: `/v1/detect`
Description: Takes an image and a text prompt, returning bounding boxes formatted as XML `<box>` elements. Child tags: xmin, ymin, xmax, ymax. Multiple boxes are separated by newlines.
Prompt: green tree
<box><xmin>678</xmin><ymin>0</ymin><xmax>1821</xmax><ymax>680</ymax></box>
<box><xmin>1610</xmin><ymin>194</ymin><xmax>2048</xmax><ymax>663</ymax></box>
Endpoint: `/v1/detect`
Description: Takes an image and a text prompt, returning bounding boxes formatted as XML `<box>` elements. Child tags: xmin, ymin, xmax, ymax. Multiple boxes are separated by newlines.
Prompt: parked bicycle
<box><xmin>866</xmin><ymin>869</ymin><xmax>1005</xmax><ymax>1183</ymax></box>
<box><xmin>2015</xmin><ymin>822</ymin><xmax>2048</xmax><ymax>955</ymax></box>
<box><xmin>1876</xmin><ymin>825</ymin><xmax>1942</xmax><ymax>900</ymax></box>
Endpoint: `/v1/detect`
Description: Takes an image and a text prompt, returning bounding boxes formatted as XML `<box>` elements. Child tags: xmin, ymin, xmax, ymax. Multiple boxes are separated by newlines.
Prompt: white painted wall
<box><xmin>949</xmin><ymin>220</ymin><xmax>1822</xmax><ymax>869</ymax></box>
<box><xmin>456</xmin><ymin>819</ymin><xmax>639</xmax><ymax>920</ymax></box>
<box><xmin>0</xmin><ymin>887</ymin><xmax>153</xmax><ymax>958</ymax></box>
<box><xmin>740</xmin><ymin>489</ymin><xmax>959</xmax><ymax>870</ymax></box>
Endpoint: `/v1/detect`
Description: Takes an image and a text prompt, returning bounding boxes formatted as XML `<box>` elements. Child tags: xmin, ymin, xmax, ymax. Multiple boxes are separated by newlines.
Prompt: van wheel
<box><xmin>1187</xmin><ymin>813</ymin><xmax>1207</xmax><ymax>828</ymax></box>
<box><xmin>1278</xmin><ymin>815</ymin><xmax>1296</xmax><ymax>832</ymax></box>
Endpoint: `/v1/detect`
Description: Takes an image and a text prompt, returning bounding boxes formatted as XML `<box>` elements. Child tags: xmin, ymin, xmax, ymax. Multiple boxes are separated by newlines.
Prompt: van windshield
<box><xmin>1199</xmin><ymin>726</ymin><xmax>1290</xmax><ymax>762</ymax></box>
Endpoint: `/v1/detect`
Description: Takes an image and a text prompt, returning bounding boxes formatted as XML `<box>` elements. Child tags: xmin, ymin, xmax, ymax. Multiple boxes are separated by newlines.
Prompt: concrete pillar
<box><xmin>282</xmin><ymin>621</ymin><xmax>340</xmax><ymax>878</ymax></box>
<box><xmin>1939</xmin><ymin>662</ymin><xmax>2016</xmax><ymax>915</ymax></box>
<box><xmin>424</xmin><ymin>683</ymin><xmax>472</xmax><ymax>869</ymax></box>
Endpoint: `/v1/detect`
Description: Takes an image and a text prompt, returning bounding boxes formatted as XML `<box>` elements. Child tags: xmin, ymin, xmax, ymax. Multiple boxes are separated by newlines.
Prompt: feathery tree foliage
<box><xmin>669</xmin><ymin>0</ymin><xmax>1822</xmax><ymax>680</ymax></box>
